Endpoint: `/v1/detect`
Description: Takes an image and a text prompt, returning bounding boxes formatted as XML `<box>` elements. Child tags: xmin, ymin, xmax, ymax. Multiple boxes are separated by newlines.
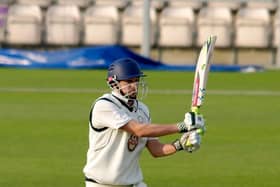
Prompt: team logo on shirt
<box><xmin>128</xmin><ymin>134</ymin><xmax>139</xmax><ymax>152</ymax></box>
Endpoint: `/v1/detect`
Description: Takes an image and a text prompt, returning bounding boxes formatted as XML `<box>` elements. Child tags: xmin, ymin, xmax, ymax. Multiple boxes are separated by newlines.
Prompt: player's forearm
<box><xmin>147</xmin><ymin>140</ymin><xmax>177</xmax><ymax>157</ymax></box>
<box><xmin>122</xmin><ymin>120</ymin><xmax>179</xmax><ymax>137</ymax></box>
<box><xmin>134</xmin><ymin>123</ymin><xmax>179</xmax><ymax>137</ymax></box>
<box><xmin>154</xmin><ymin>143</ymin><xmax>177</xmax><ymax>157</ymax></box>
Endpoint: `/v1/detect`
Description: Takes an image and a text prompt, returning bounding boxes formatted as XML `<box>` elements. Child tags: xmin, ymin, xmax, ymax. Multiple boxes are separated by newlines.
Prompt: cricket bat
<box><xmin>185</xmin><ymin>36</ymin><xmax>216</xmax><ymax>149</ymax></box>
<box><xmin>191</xmin><ymin>35</ymin><xmax>217</xmax><ymax>115</ymax></box>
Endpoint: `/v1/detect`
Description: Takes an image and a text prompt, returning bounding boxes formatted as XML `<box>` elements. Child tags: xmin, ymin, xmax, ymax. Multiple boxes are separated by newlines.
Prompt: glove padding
<box><xmin>177</xmin><ymin>112</ymin><xmax>205</xmax><ymax>133</ymax></box>
<box><xmin>173</xmin><ymin>130</ymin><xmax>201</xmax><ymax>153</ymax></box>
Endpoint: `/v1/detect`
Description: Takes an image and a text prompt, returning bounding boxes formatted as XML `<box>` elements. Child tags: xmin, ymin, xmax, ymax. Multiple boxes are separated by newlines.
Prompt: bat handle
<box><xmin>191</xmin><ymin>106</ymin><xmax>205</xmax><ymax>135</ymax></box>
<box><xmin>191</xmin><ymin>106</ymin><xmax>200</xmax><ymax>114</ymax></box>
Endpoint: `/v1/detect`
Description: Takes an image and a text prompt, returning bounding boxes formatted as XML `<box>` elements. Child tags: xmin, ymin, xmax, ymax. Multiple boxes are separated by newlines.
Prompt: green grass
<box><xmin>1</xmin><ymin>68</ymin><xmax>280</xmax><ymax>187</ymax></box>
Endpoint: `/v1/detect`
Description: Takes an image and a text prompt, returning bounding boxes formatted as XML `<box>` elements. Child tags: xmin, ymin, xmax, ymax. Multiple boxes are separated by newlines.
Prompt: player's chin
<box><xmin>129</xmin><ymin>92</ymin><xmax>137</xmax><ymax>99</ymax></box>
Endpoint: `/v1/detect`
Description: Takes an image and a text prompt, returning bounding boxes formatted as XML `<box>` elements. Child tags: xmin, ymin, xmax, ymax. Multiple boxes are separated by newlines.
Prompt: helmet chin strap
<box><xmin>112</xmin><ymin>90</ymin><xmax>136</xmax><ymax>107</ymax></box>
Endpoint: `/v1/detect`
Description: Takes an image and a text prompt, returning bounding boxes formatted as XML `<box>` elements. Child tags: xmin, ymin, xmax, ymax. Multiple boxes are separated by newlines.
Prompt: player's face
<box><xmin>119</xmin><ymin>77</ymin><xmax>140</xmax><ymax>99</ymax></box>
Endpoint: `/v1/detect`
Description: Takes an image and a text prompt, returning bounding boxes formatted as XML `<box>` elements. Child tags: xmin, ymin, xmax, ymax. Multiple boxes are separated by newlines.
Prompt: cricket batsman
<box><xmin>83</xmin><ymin>58</ymin><xmax>205</xmax><ymax>187</ymax></box>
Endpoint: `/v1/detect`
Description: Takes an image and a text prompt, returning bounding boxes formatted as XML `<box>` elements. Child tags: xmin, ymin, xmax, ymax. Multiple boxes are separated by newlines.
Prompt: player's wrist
<box><xmin>172</xmin><ymin>139</ymin><xmax>183</xmax><ymax>151</ymax></box>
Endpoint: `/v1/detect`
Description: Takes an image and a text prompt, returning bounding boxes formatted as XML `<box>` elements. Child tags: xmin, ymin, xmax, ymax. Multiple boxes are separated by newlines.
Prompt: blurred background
<box><xmin>1</xmin><ymin>1</ymin><xmax>280</xmax><ymax>187</ymax></box>
<box><xmin>1</xmin><ymin>0</ymin><xmax>280</xmax><ymax>69</ymax></box>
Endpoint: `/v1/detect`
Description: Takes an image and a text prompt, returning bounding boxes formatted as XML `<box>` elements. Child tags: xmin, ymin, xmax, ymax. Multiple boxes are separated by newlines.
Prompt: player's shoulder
<box><xmin>93</xmin><ymin>93</ymin><xmax>121</xmax><ymax>109</ymax></box>
<box><xmin>96</xmin><ymin>93</ymin><xmax>113</xmax><ymax>102</ymax></box>
<box><xmin>137</xmin><ymin>100</ymin><xmax>149</xmax><ymax>113</ymax></box>
<box><xmin>137</xmin><ymin>101</ymin><xmax>151</xmax><ymax>122</ymax></box>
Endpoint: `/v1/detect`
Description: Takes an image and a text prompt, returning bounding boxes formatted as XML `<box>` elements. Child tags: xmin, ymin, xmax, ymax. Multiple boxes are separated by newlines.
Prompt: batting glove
<box><xmin>177</xmin><ymin>112</ymin><xmax>205</xmax><ymax>133</ymax></box>
<box><xmin>173</xmin><ymin>130</ymin><xmax>201</xmax><ymax>153</ymax></box>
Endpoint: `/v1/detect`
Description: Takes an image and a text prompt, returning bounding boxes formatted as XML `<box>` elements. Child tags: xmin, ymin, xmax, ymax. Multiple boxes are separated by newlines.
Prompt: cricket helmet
<box><xmin>107</xmin><ymin>58</ymin><xmax>148</xmax><ymax>102</ymax></box>
<box><xmin>107</xmin><ymin>58</ymin><xmax>145</xmax><ymax>82</ymax></box>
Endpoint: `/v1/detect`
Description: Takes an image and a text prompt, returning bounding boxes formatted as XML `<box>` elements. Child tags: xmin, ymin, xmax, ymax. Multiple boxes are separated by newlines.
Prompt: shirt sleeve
<box><xmin>91</xmin><ymin>99</ymin><xmax>132</xmax><ymax>129</ymax></box>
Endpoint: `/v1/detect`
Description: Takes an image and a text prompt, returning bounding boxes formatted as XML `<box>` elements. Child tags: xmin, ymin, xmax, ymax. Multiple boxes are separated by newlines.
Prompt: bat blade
<box><xmin>191</xmin><ymin>35</ymin><xmax>217</xmax><ymax>114</ymax></box>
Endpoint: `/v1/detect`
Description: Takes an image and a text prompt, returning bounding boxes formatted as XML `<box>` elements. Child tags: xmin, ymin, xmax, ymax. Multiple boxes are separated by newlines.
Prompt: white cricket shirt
<box><xmin>83</xmin><ymin>93</ymin><xmax>151</xmax><ymax>185</ymax></box>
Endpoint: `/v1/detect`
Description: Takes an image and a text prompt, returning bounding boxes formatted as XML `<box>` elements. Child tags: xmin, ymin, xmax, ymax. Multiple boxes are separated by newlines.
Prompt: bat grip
<box><xmin>191</xmin><ymin>106</ymin><xmax>200</xmax><ymax>114</ymax></box>
<box><xmin>191</xmin><ymin>106</ymin><xmax>205</xmax><ymax>135</ymax></box>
